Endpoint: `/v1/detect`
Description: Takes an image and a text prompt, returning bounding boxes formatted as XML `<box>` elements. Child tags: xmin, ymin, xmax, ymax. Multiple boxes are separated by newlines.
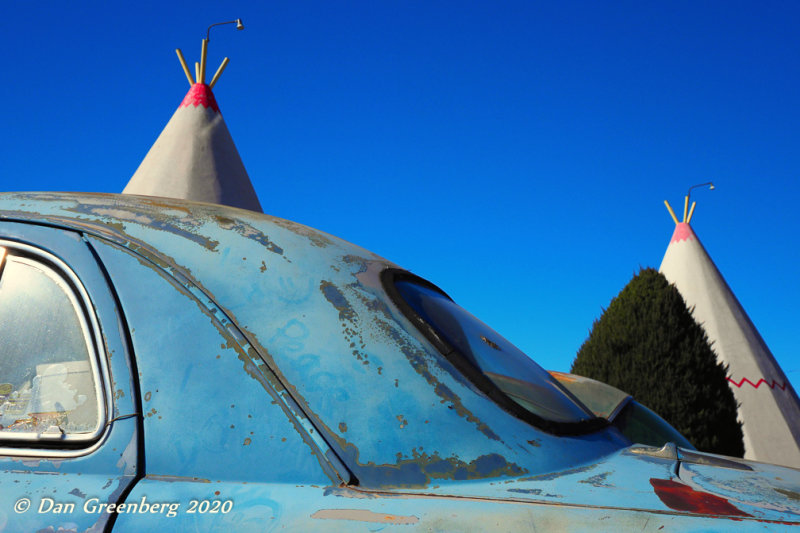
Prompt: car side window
<box><xmin>386</xmin><ymin>271</ymin><xmax>599</xmax><ymax>433</ymax></box>
<box><xmin>0</xmin><ymin>245</ymin><xmax>102</xmax><ymax>441</ymax></box>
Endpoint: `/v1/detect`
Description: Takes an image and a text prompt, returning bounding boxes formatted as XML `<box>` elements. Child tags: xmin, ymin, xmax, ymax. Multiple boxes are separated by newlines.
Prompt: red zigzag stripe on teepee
<box><xmin>727</xmin><ymin>377</ymin><xmax>787</xmax><ymax>390</ymax></box>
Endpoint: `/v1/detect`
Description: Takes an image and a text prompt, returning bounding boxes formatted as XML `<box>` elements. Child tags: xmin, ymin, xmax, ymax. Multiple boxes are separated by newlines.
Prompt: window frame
<box><xmin>381</xmin><ymin>268</ymin><xmax>609</xmax><ymax>436</ymax></box>
<box><xmin>0</xmin><ymin>239</ymin><xmax>110</xmax><ymax>451</ymax></box>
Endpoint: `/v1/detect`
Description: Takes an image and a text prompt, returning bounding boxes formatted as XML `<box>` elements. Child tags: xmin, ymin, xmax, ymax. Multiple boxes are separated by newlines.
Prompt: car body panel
<box><xmin>0</xmin><ymin>222</ymin><xmax>140</xmax><ymax>532</ymax></box>
<box><xmin>677</xmin><ymin>450</ymin><xmax>800</xmax><ymax>517</ymax></box>
<box><xmin>0</xmin><ymin>192</ymin><xmax>799</xmax><ymax>530</ymax></box>
<box><xmin>0</xmin><ymin>192</ymin><xmax>630</xmax><ymax>490</ymax></box>
<box><xmin>110</xmin><ymin>481</ymin><xmax>780</xmax><ymax>532</ymax></box>
<box><xmin>86</xmin><ymin>234</ymin><xmax>338</xmax><ymax>485</ymax></box>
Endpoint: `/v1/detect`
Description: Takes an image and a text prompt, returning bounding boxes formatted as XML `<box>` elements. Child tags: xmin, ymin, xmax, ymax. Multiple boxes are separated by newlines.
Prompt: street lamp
<box><xmin>684</xmin><ymin>182</ymin><xmax>715</xmax><ymax>223</ymax></box>
<box><xmin>176</xmin><ymin>19</ymin><xmax>245</xmax><ymax>88</ymax></box>
<box><xmin>207</xmin><ymin>19</ymin><xmax>244</xmax><ymax>42</ymax></box>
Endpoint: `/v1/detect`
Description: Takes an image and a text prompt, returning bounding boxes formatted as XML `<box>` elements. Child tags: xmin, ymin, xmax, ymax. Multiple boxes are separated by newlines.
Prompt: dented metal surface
<box><xmin>1</xmin><ymin>192</ymin><xmax>799</xmax><ymax>530</ymax></box>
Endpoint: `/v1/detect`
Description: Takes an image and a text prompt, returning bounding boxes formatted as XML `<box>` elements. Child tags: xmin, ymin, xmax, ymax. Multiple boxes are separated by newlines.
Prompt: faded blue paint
<box><xmin>111</xmin><ymin>480</ymin><xmax>791</xmax><ymax>532</ymax></box>
<box><xmin>0</xmin><ymin>222</ymin><xmax>140</xmax><ymax>532</ymax></box>
<box><xmin>86</xmin><ymin>235</ymin><xmax>337</xmax><ymax>486</ymax></box>
<box><xmin>0</xmin><ymin>193</ymin><xmax>629</xmax><ymax>488</ymax></box>
<box><xmin>1</xmin><ymin>193</ymin><xmax>799</xmax><ymax>530</ymax></box>
<box><xmin>678</xmin><ymin>453</ymin><xmax>800</xmax><ymax>520</ymax></box>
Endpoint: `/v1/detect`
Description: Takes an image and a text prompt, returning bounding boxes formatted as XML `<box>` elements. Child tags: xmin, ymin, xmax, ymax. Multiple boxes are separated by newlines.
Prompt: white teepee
<box><xmin>123</xmin><ymin>39</ymin><xmax>262</xmax><ymax>212</ymax></box>
<box><xmin>660</xmin><ymin>200</ymin><xmax>800</xmax><ymax>467</ymax></box>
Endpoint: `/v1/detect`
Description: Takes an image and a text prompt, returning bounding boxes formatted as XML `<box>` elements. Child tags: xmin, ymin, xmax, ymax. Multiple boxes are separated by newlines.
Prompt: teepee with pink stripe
<box><xmin>123</xmin><ymin>29</ymin><xmax>262</xmax><ymax>212</ymax></box>
<box><xmin>660</xmin><ymin>193</ymin><xmax>800</xmax><ymax>467</ymax></box>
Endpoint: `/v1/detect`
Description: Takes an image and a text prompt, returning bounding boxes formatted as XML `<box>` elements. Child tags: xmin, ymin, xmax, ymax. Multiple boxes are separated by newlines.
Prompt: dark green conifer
<box><xmin>572</xmin><ymin>268</ymin><xmax>744</xmax><ymax>456</ymax></box>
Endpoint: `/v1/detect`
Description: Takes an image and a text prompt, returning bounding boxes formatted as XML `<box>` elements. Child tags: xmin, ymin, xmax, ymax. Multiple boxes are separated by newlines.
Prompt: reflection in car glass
<box><xmin>395</xmin><ymin>280</ymin><xmax>594</xmax><ymax>424</ymax></box>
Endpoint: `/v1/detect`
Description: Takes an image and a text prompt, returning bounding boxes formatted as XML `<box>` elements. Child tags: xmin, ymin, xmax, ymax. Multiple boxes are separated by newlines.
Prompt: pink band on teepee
<box><xmin>180</xmin><ymin>84</ymin><xmax>220</xmax><ymax>113</ymax></box>
<box><xmin>670</xmin><ymin>223</ymin><xmax>694</xmax><ymax>243</ymax></box>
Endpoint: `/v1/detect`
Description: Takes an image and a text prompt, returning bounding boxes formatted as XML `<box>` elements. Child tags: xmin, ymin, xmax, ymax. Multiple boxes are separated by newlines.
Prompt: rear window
<box><xmin>385</xmin><ymin>271</ymin><xmax>602</xmax><ymax>433</ymax></box>
<box><xmin>613</xmin><ymin>401</ymin><xmax>696</xmax><ymax>450</ymax></box>
<box><xmin>0</xmin><ymin>244</ymin><xmax>104</xmax><ymax>444</ymax></box>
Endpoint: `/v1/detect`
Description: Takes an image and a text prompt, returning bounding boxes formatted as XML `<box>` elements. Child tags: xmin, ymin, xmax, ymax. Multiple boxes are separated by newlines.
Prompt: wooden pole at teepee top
<box><xmin>199</xmin><ymin>39</ymin><xmax>208</xmax><ymax>84</ymax></box>
<box><xmin>683</xmin><ymin>195</ymin><xmax>690</xmax><ymax>223</ymax></box>
<box><xmin>664</xmin><ymin>200</ymin><xmax>680</xmax><ymax>225</ymax></box>
<box><xmin>174</xmin><ymin>23</ymin><xmax>241</xmax><ymax>89</ymax></box>
<box><xmin>687</xmin><ymin>201</ymin><xmax>697</xmax><ymax>224</ymax></box>
<box><xmin>209</xmin><ymin>58</ymin><xmax>230</xmax><ymax>89</ymax></box>
<box><xmin>176</xmin><ymin>49</ymin><xmax>195</xmax><ymax>86</ymax></box>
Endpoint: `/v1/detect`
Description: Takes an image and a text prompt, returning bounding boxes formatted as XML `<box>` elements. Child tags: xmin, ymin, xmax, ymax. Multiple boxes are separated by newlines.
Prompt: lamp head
<box><xmin>236</xmin><ymin>19</ymin><xmax>244</xmax><ymax>30</ymax></box>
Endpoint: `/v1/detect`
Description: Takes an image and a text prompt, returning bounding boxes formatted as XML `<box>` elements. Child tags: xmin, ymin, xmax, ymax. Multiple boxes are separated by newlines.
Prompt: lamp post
<box><xmin>176</xmin><ymin>19</ymin><xmax>244</xmax><ymax>88</ymax></box>
<box><xmin>207</xmin><ymin>19</ymin><xmax>245</xmax><ymax>42</ymax></box>
<box><xmin>684</xmin><ymin>182</ymin><xmax>715</xmax><ymax>223</ymax></box>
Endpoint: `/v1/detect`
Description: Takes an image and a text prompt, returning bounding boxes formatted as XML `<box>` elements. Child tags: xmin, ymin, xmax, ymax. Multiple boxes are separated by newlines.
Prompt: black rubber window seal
<box><xmin>381</xmin><ymin>267</ymin><xmax>608</xmax><ymax>436</ymax></box>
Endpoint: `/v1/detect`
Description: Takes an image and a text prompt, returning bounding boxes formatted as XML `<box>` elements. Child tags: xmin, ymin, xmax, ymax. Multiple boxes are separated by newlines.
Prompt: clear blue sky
<box><xmin>1</xmin><ymin>2</ymin><xmax>798</xmax><ymax>391</ymax></box>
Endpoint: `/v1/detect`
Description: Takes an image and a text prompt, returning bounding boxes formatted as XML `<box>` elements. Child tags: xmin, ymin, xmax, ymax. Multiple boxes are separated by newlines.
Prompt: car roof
<box><xmin>0</xmin><ymin>191</ymin><xmax>391</xmax><ymax>272</ymax></box>
<box><xmin>0</xmin><ymin>191</ymin><xmax>631</xmax><ymax>488</ymax></box>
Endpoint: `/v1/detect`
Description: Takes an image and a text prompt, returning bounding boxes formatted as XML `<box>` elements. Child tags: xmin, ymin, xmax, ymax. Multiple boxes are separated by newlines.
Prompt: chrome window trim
<box><xmin>0</xmin><ymin>239</ymin><xmax>112</xmax><ymax>456</ymax></box>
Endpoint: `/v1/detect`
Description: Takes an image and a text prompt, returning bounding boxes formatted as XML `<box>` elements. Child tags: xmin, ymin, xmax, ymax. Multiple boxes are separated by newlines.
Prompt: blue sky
<box><xmin>1</xmin><ymin>2</ymin><xmax>798</xmax><ymax>391</ymax></box>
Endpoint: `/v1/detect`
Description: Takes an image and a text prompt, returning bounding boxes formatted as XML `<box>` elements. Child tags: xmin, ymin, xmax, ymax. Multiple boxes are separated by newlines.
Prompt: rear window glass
<box><xmin>0</xmin><ymin>247</ymin><xmax>102</xmax><ymax>441</ymax></box>
<box><xmin>392</xmin><ymin>277</ymin><xmax>596</xmax><ymax>427</ymax></box>
<box><xmin>613</xmin><ymin>401</ymin><xmax>696</xmax><ymax>450</ymax></box>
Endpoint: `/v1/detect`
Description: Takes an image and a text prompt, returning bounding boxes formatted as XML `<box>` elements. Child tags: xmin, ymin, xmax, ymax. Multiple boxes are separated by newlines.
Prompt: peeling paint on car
<box><xmin>580</xmin><ymin>472</ymin><xmax>614</xmax><ymax>488</ymax></box>
<box><xmin>311</xmin><ymin>508</ymin><xmax>420</xmax><ymax>524</ymax></box>
<box><xmin>651</xmin><ymin>478</ymin><xmax>752</xmax><ymax>517</ymax></box>
<box><xmin>3</xmin><ymin>193</ymin><xmax>800</xmax><ymax>530</ymax></box>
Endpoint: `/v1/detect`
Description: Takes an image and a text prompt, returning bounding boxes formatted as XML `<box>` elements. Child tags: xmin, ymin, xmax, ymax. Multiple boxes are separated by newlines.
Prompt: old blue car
<box><xmin>0</xmin><ymin>191</ymin><xmax>798</xmax><ymax>531</ymax></box>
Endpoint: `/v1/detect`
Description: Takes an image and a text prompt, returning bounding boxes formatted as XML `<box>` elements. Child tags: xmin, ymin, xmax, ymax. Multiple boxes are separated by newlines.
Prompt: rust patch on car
<box><xmin>519</xmin><ymin>463</ymin><xmax>596</xmax><ymax>482</ymax></box>
<box><xmin>579</xmin><ymin>471</ymin><xmax>613</xmax><ymax>487</ymax></box>
<box><xmin>341</xmin><ymin>277</ymin><xmax>503</xmax><ymax>443</ymax></box>
<box><xmin>371</xmin><ymin>314</ymin><xmax>501</xmax><ymax>442</ymax></box>
<box><xmin>337</xmin><ymin>444</ymin><xmax>526</xmax><ymax>488</ymax></box>
<box><xmin>322</xmin><ymin>487</ymin><xmax>379</xmax><ymax>499</ymax></box>
<box><xmin>63</xmin><ymin>203</ymin><xmax>221</xmax><ymax>252</ymax></box>
<box><xmin>146</xmin><ymin>475</ymin><xmax>211</xmax><ymax>483</ymax></box>
<box><xmin>320</xmin><ymin>281</ymin><xmax>357</xmax><ymax>322</ymax></box>
<box><xmin>775</xmin><ymin>488</ymin><xmax>800</xmax><ymax>501</ymax></box>
<box><xmin>650</xmin><ymin>478</ymin><xmax>753</xmax><ymax>517</ymax></box>
<box><xmin>311</xmin><ymin>509</ymin><xmax>419</xmax><ymax>524</ymax></box>
<box><xmin>320</xmin><ymin>280</ymin><xmax>373</xmax><ymax>365</ymax></box>
<box><xmin>341</xmin><ymin>255</ymin><xmax>369</xmax><ymax>274</ymax></box>
<box><xmin>270</xmin><ymin>218</ymin><xmax>333</xmax><ymax>248</ymax></box>
<box><xmin>212</xmin><ymin>217</ymin><xmax>284</xmax><ymax>256</ymax></box>
<box><xmin>507</xmin><ymin>488</ymin><xmax>562</xmax><ymax>498</ymax></box>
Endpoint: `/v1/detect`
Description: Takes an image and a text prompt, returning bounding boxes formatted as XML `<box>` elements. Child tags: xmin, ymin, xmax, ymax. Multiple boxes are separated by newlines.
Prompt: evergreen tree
<box><xmin>572</xmin><ymin>267</ymin><xmax>744</xmax><ymax>456</ymax></box>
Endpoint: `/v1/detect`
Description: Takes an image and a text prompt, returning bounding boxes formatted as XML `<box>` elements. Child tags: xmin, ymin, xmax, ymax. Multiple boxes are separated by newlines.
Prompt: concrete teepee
<box><xmin>660</xmin><ymin>192</ymin><xmax>800</xmax><ymax>467</ymax></box>
<box><xmin>123</xmin><ymin>25</ymin><xmax>262</xmax><ymax>212</ymax></box>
